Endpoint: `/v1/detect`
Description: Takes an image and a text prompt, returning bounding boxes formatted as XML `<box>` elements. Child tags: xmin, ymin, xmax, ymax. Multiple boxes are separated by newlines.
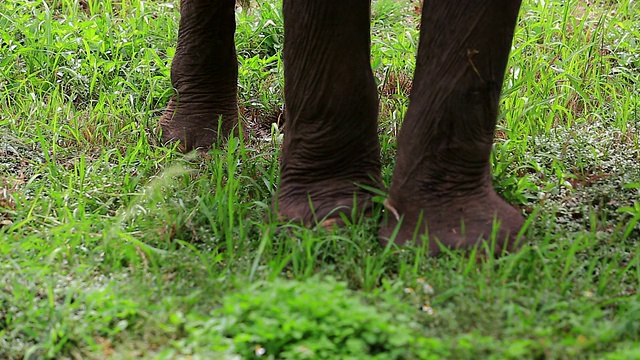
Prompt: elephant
<box><xmin>158</xmin><ymin>0</ymin><xmax>526</xmax><ymax>256</ymax></box>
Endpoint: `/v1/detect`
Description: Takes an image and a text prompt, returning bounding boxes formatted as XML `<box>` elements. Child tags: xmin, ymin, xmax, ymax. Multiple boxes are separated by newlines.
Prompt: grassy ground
<box><xmin>1</xmin><ymin>0</ymin><xmax>639</xmax><ymax>358</ymax></box>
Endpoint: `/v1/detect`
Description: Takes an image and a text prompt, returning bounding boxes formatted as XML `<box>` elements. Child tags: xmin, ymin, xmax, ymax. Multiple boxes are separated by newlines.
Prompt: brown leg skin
<box><xmin>379</xmin><ymin>1</ymin><xmax>525</xmax><ymax>255</ymax></box>
<box><xmin>159</xmin><ymin>0</ymin><xmax>238</xmax><ymax>152</ymax></box>
<box><xmin>278</xmin><ymin>0</ymin><xmax>382</xmax><ymax>226</ymax></box>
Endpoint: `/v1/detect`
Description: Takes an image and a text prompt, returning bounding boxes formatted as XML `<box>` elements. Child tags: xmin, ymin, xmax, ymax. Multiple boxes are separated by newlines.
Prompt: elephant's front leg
<box><xmin>159</xmin><ymin>0</ymin><xmax>238</xmax><ymax>152</ymax></box>
<box><xmin>380</xmin><ymin>1</ymin><xmax>525</xmax><ymax>255</ymax></box>
<box><xmin>278</xmin><ymin>0</ymin><xmax>382</xmax><ymax>225</ymax></box>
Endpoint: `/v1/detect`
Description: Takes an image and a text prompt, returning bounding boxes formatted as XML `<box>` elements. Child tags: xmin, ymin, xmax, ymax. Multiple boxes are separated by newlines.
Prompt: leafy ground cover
<box><xmin>1</xmin><ymin>0</ymin><xmax>639</xmax><ymax>358</ymax></box>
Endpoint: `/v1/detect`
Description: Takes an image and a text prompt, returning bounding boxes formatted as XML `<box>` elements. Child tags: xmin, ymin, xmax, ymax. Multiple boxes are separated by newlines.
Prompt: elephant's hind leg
<box><xmin>159</xmin><ymin>0</ymin><xmax>238</xmax><ymax>152</ymax></box>
<box><xmin>277</xmin><ymin>0</ymin><xmax>382</xmax><ymax>226</ymax></box>
<box><xmin>379</xmin><ymin>0</ymin><xmax>525</xmax><ymax>255</ymax></box>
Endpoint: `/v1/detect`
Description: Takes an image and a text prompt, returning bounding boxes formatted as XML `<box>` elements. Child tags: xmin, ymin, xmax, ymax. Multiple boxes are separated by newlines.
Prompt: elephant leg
<box><xmin>278</xmin><ymin>0</ymin><xmax>382</xmax><ymax>225</ymax></box>
<box><xmin>379</xmin><ymin>1</ymin><xmax>525</xmax><ymax>254</ymax></box>
<box><xmin>159</xmin><ymin>0</ymin><xmax>238</xmax><ymax>152</ymax></box>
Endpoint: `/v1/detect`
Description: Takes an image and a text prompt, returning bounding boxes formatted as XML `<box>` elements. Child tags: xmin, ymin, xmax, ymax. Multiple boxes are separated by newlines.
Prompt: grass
<box><xmin>1</xmin><ymin>0</ymin><xmax>639</xmax><ymax>358</ymax></box>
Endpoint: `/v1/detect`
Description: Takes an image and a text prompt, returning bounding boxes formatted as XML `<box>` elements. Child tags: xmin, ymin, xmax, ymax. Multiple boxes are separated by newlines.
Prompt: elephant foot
<box><xmin>159</xmin><ymin>97</ymin><xmax>238</xmax><ymax>152</ymax></box>
<box><xmin>277</xmin><ymin>180</ymin><xmax>379</xmax><ymax>228</ymax></box>
<box><xmin>379</xmin><ymin>185</ymin><xmax>525</xmax><ymax>256</ymax></box>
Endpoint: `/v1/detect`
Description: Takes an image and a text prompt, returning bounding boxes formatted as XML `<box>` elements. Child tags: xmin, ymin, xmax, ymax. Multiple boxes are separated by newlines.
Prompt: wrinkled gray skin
<box><xmin>159</xmin><ymin>0</ymin><xmax>525</xmax><ymax>256</ymax></box>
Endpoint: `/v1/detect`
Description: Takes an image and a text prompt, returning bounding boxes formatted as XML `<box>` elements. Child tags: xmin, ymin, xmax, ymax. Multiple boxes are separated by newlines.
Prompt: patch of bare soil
<box><xmin>240</xmin><ymin>105</ymin><xmax>284</xmax><ymax>143</ymax></box>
